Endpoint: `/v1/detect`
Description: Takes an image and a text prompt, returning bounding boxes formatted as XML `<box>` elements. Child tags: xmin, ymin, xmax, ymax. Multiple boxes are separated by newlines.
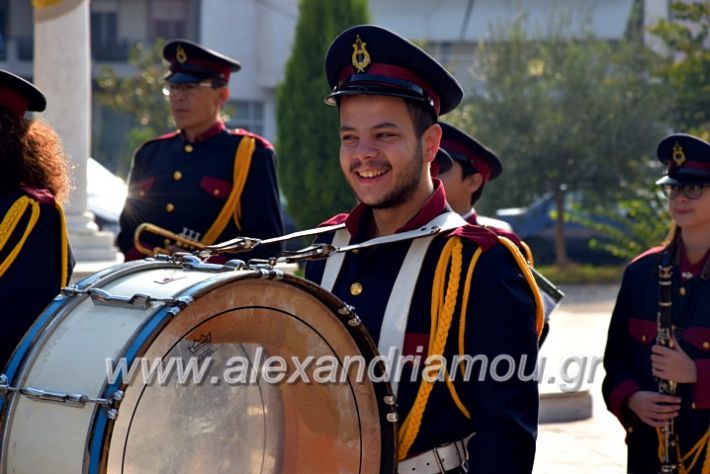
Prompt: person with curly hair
<box><xmin>0</xmin><ymin>69</ymin><xmax>74</xmax><ymax>369</ymax></box>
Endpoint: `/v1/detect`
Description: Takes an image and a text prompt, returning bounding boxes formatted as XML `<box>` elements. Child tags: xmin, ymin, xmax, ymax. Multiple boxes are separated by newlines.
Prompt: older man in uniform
<box><xmin>117</xmin><ymin>40</ymin><xmax>283</xmax><ymax>261</ymax></box>
<box><xmin>305</xmin><ymin>25</ymin><xmax>542</xmax><ymax>473</ymax></box>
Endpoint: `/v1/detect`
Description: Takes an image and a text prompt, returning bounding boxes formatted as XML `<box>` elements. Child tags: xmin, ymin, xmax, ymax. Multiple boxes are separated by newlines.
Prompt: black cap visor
<box><xmin>325</xmin><ymin>74</ymin><xmax>436</xmax><ymax>114</ymax></box>
<box><xmin>656</xmin><ymin>169</ymin><xmax>710</xmax><ymax>186</ymax></box>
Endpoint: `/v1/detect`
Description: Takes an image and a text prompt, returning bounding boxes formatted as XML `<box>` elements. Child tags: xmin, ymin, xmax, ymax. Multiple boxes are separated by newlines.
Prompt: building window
<box><xmin>150</xmin><ymin>0</ymin><xmax>188</xmax><ymax>40</ymax></box>
<box><xmin>91</xmin><ymin>11</ymin><xmax>129</xmax><ymax>61</ymax></box>
<box><xmin>0</xmin><ymin>0</ymin><xmax>7</xmax><ymax>61</ymax></box>
<box><xmin>429</xmin><ymin>41</ymin><xmax>453</xmax><ymax>66</ymax></box>
<box><xmin>227</xmin><ymin>101</ymin><xmax>264</xmax><ymax>136</ymax></box>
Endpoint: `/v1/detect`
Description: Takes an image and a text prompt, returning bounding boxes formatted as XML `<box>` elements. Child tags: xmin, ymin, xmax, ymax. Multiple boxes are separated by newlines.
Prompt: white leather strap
<box><xmin>378</xmin><ymin>234</ymin><xmax>435</xmax><ymax>395</ymax></box>
<box><xmin>378</xmin><ymin>212</ymin><xmax>467</xmax><ymax>395</ymax></box>
<box><xmin>397</xmin><ymin>433</ymin><xmax>473</xmax><ymax>473</ymax></box>
<box><xmin>320</xmin><ymin>228</ymin><xmax>351</xmax><ymax>292</ymax></box>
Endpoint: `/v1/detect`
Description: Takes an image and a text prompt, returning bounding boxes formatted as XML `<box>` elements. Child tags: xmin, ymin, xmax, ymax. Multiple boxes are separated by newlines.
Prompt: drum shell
<box><xmin>0</xmin><ymin>260</ymin><xmax>397</xmax><ymax>473</ymax></box>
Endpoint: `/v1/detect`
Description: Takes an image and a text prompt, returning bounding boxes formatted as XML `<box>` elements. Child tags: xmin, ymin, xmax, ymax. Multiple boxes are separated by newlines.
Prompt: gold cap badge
<box><xmin>176</xmin><ymin>45</ymin><xmax>188</xmax><ymax>64</ymax></box>
<box><xmin>672</xmin><ymin>142</ymin><xmax>686</xmax><ymax>166</ymax></box>
<box><xmin>351</xmin><ymin>34</ymin><xmax>371</xmax><ymax>73</ymax></box>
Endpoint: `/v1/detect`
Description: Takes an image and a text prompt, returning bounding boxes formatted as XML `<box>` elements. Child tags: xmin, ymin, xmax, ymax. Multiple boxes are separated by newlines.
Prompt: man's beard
<box><xmin>368</xmin><ymin>142</ymin><xmax>425</xmax><ymax>210</ymax></box>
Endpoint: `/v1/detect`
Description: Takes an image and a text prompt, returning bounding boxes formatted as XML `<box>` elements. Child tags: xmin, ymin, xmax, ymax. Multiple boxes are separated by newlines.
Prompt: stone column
<box><xmin>33</xmin><ymin>0</ymin><xmax>117</xmax><ymax>261</ymax></box>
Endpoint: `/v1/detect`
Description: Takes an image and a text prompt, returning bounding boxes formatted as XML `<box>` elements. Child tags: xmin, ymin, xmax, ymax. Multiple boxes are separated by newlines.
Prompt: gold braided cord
<box><xmin>497</xmin><ymin>236</ymin><xmax>545</xmax><ymax>339</ymax></box>
<box><xmin>702</xmin><ymin>428</ymin><xmax>710</xmax><ymax>474</ymax></box>
<box><xmin>0</xmin><ymin>197</ymin><xmax>40</xmax><ymax>278</ymax></box>
<box><xmin>444</xmin><ymin>368</ymin><xmax>471</xmax><ymax>420</ymax></box>
<box><xmin>457</xmin><ymin>247</ymin><xmax>482</xmax><ymax>377</ymax></box>
<box><xmin>520</xmin><ymin>240</ymin><xmax>534</xmax><ymax>266</ymax></box>
<box><xmin>201</xmin><ymin>136</ymin><xmax>255</xmax><ymax>244</ymax></box>
<box><xmin>656</xmin><ymin>425</ymin><xmax>710</xmax><ymax>474</ymax></box>
<box><xmin>397</xmin><ymin>237</ymin><xmax>462</xmax><ymax>460</ymax></box>
<box><xmin>55</xmin><ymin>202</ymin><xmax>69</xmax><ymax>286</ymax></box>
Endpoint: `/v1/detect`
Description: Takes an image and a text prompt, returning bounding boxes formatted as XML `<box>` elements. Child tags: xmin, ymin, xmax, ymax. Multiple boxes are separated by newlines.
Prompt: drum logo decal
<box><xmin>188</xmin><ymin>333</ymin><xmax>217</xmax><ymax>361</ymax></box>
<box><xmin>154</xmin><ymin>271</ymin><xmax>187</xmax><ymax>285</ymax></box>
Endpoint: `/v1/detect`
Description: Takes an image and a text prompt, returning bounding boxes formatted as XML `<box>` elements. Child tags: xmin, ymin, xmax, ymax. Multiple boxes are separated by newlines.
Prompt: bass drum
<box><xmin>0</xmin><ymin>257</ymin><xmax>397</xmax><ymax>473</ymax></box>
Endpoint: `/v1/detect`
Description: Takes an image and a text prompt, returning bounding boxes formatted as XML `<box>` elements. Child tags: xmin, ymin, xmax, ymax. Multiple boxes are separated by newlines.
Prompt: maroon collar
<box><xmin>181</xmin><ymin>120</ymin><xmax>225</xmax><ymax>143</ymax></box>
<box><xmin>344</xmin><ymin>179</ymin><xmax>448</xmax><ymax>237</ymax></box>
<box><xmin>679</xmin><ymin>241</ymin><xmax>710</xmax><ymax>279</ymax></box>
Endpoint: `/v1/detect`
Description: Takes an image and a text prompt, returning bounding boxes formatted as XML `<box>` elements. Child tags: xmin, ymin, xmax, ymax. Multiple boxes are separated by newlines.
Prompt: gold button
<box><xmin>627</xmin><ymin>426</ymin><xmax>633</xmax><ymax>433</ymax></box>
<box><xmin>174</xmin><ymin>171</ymin><xmax>183</xmax><ymax>181</ymax></box>
<box><xmin>350</xmin><ymin>282</ymin><xmax>363</xmax><ymax>296</ymax></box>
<box><xmin>352</xmin><ymin>249</ymin><xmax>359</xmax><ymax>254</ymax></box>
<box><xmin>213</xmin><ymin>189</ymin><xmax>220</xmax><ymax>196</ymax></box>
<box><xmin>184</xmin><ymin>144</ymin><xmax>193</xmax><ymax>153</ymax></box>
<box><xmin>139</xmin><ymin>190</ymin><xmax>145</xmax><ymax>197</ymax></box>
<box><xmin>703</xmin><ymin>342</ymin><xmax>710</xmax><ymax>350</ymax></box>
<box><xmin>680</xmin><ymin>287</ymin><xmax>686</xmax><ymax>296</ymax></box>
<box><xmin>641</xmin><ymin>335</ymin><xmax>647</xmax><ymax>343</ymax></box>
<box><xmin>164</xmin><ymin>239</ymin><xmax>171</xmax><ymax>246</ymax></box>
<box><xmin>692</xmin><ymin>402</ymin><xmax>697</xmax><ymax>409</ymax></box>
<box><xmin>166</xmin><ymin>203</ymin><xmax>175</xmax><ymax>213</ymax></box>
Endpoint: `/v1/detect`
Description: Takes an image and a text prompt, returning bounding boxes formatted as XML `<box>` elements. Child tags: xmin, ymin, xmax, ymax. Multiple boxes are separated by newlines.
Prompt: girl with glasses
<box><xmin>602</xmin><ymin>133</ymin><xmax>710</xmax><ymax>474</ymax></box>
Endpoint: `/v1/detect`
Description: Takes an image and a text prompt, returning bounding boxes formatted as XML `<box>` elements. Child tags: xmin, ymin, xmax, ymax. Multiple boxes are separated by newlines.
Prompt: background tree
<box><xmin>447</xmin><ymin>14</ymin><xmax>669</xmax><ymax>265</ymax></box>
<box><xmin>95</xmin><ymin>39</ymin><xmax>174</xmax><ymax>173</ymax></box>
<box><xmin>276</xmin><ymin>0</ymin><xmax>369</xmax><ymax>229</ymax></box>
<box><xmin>650</xmin><ymin>1</ymin><xmax>710</xmax><ymax>137</ymax></box>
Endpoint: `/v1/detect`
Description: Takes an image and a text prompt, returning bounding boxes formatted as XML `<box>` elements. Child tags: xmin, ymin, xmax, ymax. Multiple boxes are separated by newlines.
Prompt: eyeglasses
<box><xmin>662</xmin><ymin>183</ymin><xmax>710</xmax><ymax>200</ymax></box>
<box><xmin>162</xmin><ymin>81</ymin><xmax>216</xmax><ymax>96</ymax></box>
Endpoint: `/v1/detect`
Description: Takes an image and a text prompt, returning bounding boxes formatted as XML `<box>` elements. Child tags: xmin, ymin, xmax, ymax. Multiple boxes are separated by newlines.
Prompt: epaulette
<box><xmin>448</xmin><ymin>223</ymin><xmax>499</xmax><ymax>252</ymax></box>
<box><xmin>20</xmin><ymin>185</ymin><xmax>55</xmax><ymax>206</ymax></box>
<box><xmin>230</xmin><ymin>128</ymin><xmax>274</xmax><ymax>150</ymax></box>
<box><xmin>630</xmin><ymin>245</ymin><xmax>665</xmax><ymax>265</ymax></box>
<box><xmin>319</xmin><ymin>213</ymin><xmax>349</xmax><ymax>227</ymax></box>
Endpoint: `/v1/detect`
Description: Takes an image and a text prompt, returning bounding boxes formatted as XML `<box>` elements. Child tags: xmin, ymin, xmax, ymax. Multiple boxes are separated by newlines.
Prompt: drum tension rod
<box><xmin>0</xmin><ymin>374</ymin><xmax>124</xmax><ymax>418</ymax></box>
<box><xmin>62</xmin><ymin>286</ymin><xmax>194</xmax><ymax>312</ymax></box>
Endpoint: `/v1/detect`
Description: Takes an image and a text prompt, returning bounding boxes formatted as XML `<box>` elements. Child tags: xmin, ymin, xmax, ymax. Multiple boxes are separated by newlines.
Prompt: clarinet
<box><xmin>657</xmin><ymin>251</ymin><xmax>679</xmax><ymax>474</ymax></box>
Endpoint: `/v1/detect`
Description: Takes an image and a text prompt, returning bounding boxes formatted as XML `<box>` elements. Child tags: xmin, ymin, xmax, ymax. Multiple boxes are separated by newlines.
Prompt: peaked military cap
<box><xmin>0</xmin><ymin>69</ymin><xmax>46</xmax><ymax>116</ymax></box>
<box><xmin>656</xmin><ymin>133</ymin><xmax>710</xmax><ymax>185</ymax></box>
<box><xmin>432</xmin><ymin>148</ymin><xmax>454</xmax><ymax>177</ymax></box>
<box><xmin>163</xmin><ymin>39</ymin><xmax>241</xmax><ymax>84</ymax></box>
<box><xmin>324</xmin><ymin>25</ymin><xmax>463</xmax><ymax>118</ymax></box>
<box><xmin>440</xmin><ymin>122</ymin><xmax>502</xmax><ymax>182</ymax></box>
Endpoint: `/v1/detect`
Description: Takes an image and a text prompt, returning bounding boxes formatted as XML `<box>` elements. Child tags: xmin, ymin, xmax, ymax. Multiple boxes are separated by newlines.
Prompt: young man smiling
<box><xmin>305</xmin><ymin>25</ymin><xmax>542</xmax><ymax>473</ymax></box>
<box><xmin>117</xmin><ymin>40</ymin><xmax>283</xmax><ymax>261</ymax></box>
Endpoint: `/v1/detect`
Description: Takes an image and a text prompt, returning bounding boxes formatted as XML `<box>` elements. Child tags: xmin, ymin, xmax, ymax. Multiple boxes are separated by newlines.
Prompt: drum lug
<box><xmin>0</xmin><ymin>375</ymin><xmax>125</xmax><ymax>414</ymax></box>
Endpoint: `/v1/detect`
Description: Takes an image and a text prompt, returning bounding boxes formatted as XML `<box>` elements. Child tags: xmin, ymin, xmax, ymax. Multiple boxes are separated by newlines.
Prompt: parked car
<box><xmin>495</xmin><ymin>194</ymin><xmax>625</xmax><ymax>265</ymax></box>
<box><xmin>87</xmin><ymin>158</ymin><xmax>127</xmax><ymax>236</ymax></box>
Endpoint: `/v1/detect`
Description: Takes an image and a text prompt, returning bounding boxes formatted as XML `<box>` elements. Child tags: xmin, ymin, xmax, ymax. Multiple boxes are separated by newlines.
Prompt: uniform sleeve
<box><xmin>0</xmin><ymin>201</ymin><xmax>73</xmax><ymax>367</ymax></box>
<box><xmin>461</xmin><ymin>244</ymin><xmax>539</xmax><ymax>473</ymax></box>
<box><xmin>602</xmin><ymin>268</ymin><xmax>642</xmax><ymax>425</ymax></box>
<box><xmin>235</xmin><ymin>144</ymin><xmax>284</xmax><ymax>260</ymax></box>
<box><xmin>692</xmin><ymin>360</ymin><xmax>710</xmax><ymax>408</ymax></box>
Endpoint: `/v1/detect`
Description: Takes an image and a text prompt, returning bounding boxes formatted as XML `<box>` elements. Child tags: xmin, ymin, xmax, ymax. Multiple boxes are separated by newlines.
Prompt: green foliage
<box><xmin>649</xmin><ymin>1</ymin><xmax>710</xmax><ymax>135</ymax></box>
<box><xmin>450</xmin><ymin>15</ymin><xmax>669</xmax><ymax>212</ymax></box>
<box><xmin>95</xmin><ymin>39</ymin><xmax>175</xmax><ymax>170</ymax></box>
<box><xmin>276</xmin><ymin>0</ymin><xmax>369</xmax><ymax>229</ymax></box>
<box><xmin>567</xmin><ymin>186</ymin><xmax>671</xmax><ymax>261</ymax></box>
<box><xmin>536</xmin><ymin>263</ymin><xmax>625</xmax><ymax>285</ymax></box>
<box><xmin>446</xmin><ymin>11</ymin><xmax>672</xmax><ymax>264</ymax></box>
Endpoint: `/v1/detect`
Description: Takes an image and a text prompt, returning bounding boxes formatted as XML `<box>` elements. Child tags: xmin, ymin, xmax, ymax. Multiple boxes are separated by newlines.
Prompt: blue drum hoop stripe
<box><xmin>87</xmin><ymin>305</ymin><xmax>174</xmax><ymax>474</ymax></box>
<box><xmin>86</xmin><ymin>275</ymin><xmax>231</xmax><ymax>474</ymax></box>
<box><xmin>0</xmin><ymin>297</ymin><xmax>69</xmax><ymax>413</ymax></box>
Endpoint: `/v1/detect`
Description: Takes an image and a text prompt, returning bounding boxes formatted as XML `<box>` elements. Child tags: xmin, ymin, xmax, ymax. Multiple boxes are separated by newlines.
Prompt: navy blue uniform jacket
<box><xmin>305</xmin><ymin>183</ymin><xmax>539</xmax><ymax>473</ymax></box>
<box><xmin>117</xmin><ymin>121</ymin><xmax>283</xmax><ymax>261</ymax></box>
<box><xmin>603</xmin><ymin>245</ymin><xmax>710</xmax><ymax>474</ymax></box>
<box><xmin>1</xmin><ymin>187</ymin><xmax>73</xmax><ymax>369</ymax></box>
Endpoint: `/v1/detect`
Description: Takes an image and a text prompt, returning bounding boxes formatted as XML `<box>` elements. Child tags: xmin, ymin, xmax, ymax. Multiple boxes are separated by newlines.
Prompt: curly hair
<box><xmin>0</xmin><ymin>108</ymin><xmax>71</xmax><ymax>202</ymax></box>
